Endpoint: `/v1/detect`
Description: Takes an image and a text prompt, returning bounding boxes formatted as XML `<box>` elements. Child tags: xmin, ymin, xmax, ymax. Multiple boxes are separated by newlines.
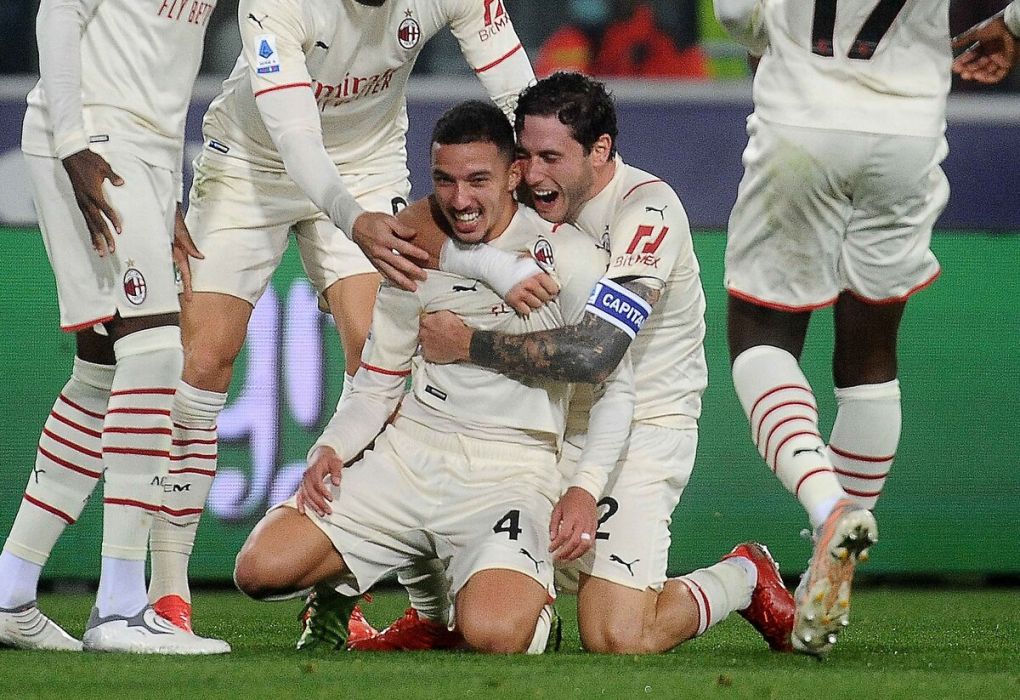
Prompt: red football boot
<box><xmin>723</xmin><ymin>542</ymin><xmax>795</xmax><ymax>652</ymax></box>
<box><xmin>347</xmin><ymin>608</ymin><xmax>464</xmax><ymax>651</ymax></box>
<box><xmin>153</xmin><ymin>594</ymin><xmax>193</xmax><ymax>633</ymax></box>
<box><xmin>347</xmin><ymin>603</ymin><xmax>378</xmax><ymax>643</ymax></box>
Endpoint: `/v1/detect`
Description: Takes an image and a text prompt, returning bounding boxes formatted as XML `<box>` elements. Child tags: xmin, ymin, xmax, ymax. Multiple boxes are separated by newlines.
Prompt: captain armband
<box><xmin>584</xmin><ymin>278</ymin><xmax>652</xmax><ymax>339</ymax></box>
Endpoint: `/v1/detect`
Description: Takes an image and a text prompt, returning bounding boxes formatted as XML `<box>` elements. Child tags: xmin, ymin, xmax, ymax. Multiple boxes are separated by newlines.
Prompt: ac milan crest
<box><xmin>533</xmin><ymin>238</ymin><xmax>554</xmax><ymax>270</ymax></box>
<box><xmin>123</xmin><ymin>268</ymin><xmax>147</xmax><ymax>305</ymax></box>
<box><xmin>397</xmin><ymin>16</ymin><xmax>421</xmax><ymax>49</ymax></box>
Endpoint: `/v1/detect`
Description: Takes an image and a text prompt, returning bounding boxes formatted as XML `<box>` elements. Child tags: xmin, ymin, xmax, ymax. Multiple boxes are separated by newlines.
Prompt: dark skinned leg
<box><xmin>832</xmin><ymin>292</ymin><xmax>905</xmax><ymax>388</ymax></box>
<box><xmin>727</xmin><ymin>295</ymin><xmax>813</xmax><ymax>363</ymax></box>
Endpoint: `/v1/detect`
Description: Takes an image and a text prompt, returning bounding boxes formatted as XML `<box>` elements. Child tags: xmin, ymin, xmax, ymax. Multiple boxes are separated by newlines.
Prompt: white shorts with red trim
<box><xmin>555</xmin><ymin>423</ymin><xmax>696</xmax><ymax>593</ymax></box>
<box><xmin>725</xmin><ymin>115</ymin><xmax>947</xmax><ymax>310</ymax></box>
<box><xmin>278</xmin><ymin>416</ymin><xmax>558</xmax><ymax>610</ymax></box>
<box><xmin>26</xmin><ymin>152</ymin><xmax>179</xmax><ymax>332</ymax></box>
<box><xmin>185</xmin><ymin>148</ymin><xmax>410</xmax><ymax>306</ymax></box>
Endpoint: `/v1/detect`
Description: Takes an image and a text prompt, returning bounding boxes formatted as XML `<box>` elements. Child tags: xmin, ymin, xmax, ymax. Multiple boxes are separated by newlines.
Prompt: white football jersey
<box><xmin>22</xmin><ymin>0</ymin><xmax>214</xmax><ymax>170</ymax></box>
<box><xmin>367</xmin><ymin>206</ymin><xmax>608</xmax><ymax>445</ymax></box>
<box><xmin>572</xmin><ymin>158</ymin><xmax>708</xmax><ymax>430</ymax></box>
<box><xmin>202</xmin><ymin>0</ymin><xmax>533</xmax><ymax>176</ymax></box>
<box><xmin>752</xmin><ymin>0</ymin><xmax>951</xmax><ymax>137</ymax></box>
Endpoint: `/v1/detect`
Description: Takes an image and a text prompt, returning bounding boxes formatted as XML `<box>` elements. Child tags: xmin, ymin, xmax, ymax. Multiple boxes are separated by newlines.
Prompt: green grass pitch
<box><xmin>2</xmin><ymin>588</ymin><xmax>1019</xmax><ymax>699</ymax></box>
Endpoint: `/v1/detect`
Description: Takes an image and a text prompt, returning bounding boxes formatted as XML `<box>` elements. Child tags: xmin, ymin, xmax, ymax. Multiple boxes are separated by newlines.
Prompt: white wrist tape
<box><xmin>439</xmin><ymin>238</ymin><xmax>543</xmax><ymax>297</ymax></box>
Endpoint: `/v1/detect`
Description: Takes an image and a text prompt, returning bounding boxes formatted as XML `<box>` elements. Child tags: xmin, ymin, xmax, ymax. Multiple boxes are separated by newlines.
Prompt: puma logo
<box><xmin>247</xmin><ymin>13</ymin><xmax>268</xmax><ymax>29</ymax></box>
<box><xmin>314</xmin><ymin>40</ymin><xmax>330</xmax><ymax>50</ymax></box>
<box><xmin>645</xmin><ymin>204</ymin><xmax>667</xmax><ymax>220</ymax></box>
<box><xmin>32</xmin><ymin>467</ymin><xmax>45</xmax><ymax>483</ymax></box>
<box><xmin>452</xmin><ymin>281</ymin><xmax>478</xmax><ymax>292</ymax></box>
<box><xmin>519</xmin><ymin>548</ymin><xmax>544</xmax><ymax>574</ymax></box>
<box><xmin>609</xmin><ymin>554</ymin><xmax>639</xmax><ymax>576</ymax></box>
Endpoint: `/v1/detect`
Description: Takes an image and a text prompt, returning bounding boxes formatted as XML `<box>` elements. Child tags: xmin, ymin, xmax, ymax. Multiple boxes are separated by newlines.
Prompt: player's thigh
<box><xmin>841</xmin><ymin>135</ymin><xmax>947</xmax><ymax>303</ymax></box>
<box><xmin>185</xmin><ymin>152</ymin><xmax>304</xmax><ymax>306</ymax></box>
<box><xmin>26</xmin><ymin>152</ymin><xmax>178</xmax><ymax>331</ymax></box>
<box><xmin>180</xmin><ymin>291</ymin><xmax>253</xmax><ymax>390</ymax></box>
<box><xmin>725</xmin><ymin>117</ymin><xmax>857</xmax><ymax>310</ymax></box>
<box><xmin>278</xmin><ymin>421</ymin><xmax>435</xmax><ymax>597</ymax></box>
<box><xmin>321</xmin><ymin>271</ymin><xmax>381</xmax><ymax>370</ymax></box>
<box><xmin>235</xmin><ymin>504</ymin><xmax>345</xmax><ymax>596</ymax></box>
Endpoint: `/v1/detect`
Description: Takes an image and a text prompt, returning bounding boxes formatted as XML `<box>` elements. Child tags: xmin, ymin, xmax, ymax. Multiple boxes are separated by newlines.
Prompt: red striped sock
<box><xmin>829</xmin><ymin>380</ymin><xmax>900</xmax><ymax>510</ymax></box>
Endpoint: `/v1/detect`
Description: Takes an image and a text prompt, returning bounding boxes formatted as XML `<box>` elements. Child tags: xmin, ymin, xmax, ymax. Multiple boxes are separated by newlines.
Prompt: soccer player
<box><xmin>147</xmin><ymin>0</ymin><xmax>541</xmax><ymax>631</ymax></box>
<box><xmin>415</xmin><ymin>73</ymin><xmax>795</xmax><ymax>654</ymax></box>
<box><xmin>0</xmin><ymin>0</ymin><xmax>227</xmax><ymax>654</ymax></box>
<box><xmin>952</xmin><ymin>2</ymin><xmax>1020</xmax><ymax>82</ymax></box>
<box><xmin>711</xmin><ymin>0</ymin><xmax>1005</xmax><ymax>656</ymax></box>
<box><xmin>233</xmin><ymin>100</ymin><xmax>634</xmax><ymax>654</ymax></box>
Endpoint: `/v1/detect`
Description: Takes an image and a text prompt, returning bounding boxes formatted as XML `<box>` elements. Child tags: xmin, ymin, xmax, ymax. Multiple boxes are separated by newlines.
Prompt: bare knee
<box><xmin>180</xmin><ymin>293</ymin><xmax>251</xmax><ymax>391</ymax></box>
<box><xmin>458</xmin><ymin>614</ymin><xmax>533</xmax><ymax>654</ymax></box>
<box><xmin>233</xmin><ymin>543</ymin><xmax>299</xmax><ymax>600</ymax></box>
<box><xmin>455</xmin><ymin>570</ymin><xmax>544</xmax><ymax>654</ymax></box>
<box><xmin>580</xmin><ymin>622</ymin><xmax>657</xmax><ymax>655</ymax></box>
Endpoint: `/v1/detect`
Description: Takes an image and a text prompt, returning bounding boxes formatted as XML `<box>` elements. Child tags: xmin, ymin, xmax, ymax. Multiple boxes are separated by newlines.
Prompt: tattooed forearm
<box><xmin>469</xmin><ymin>278</ymin><xmax>660</xmax><ymax>384</ymax></box>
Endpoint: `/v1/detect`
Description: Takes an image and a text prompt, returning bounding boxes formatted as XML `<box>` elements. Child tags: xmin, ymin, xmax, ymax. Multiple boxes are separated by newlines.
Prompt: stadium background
<box><xmin>0</xmin><ymin>0</ymin><xmax>1017</xmax><ymax>585</ymax></box>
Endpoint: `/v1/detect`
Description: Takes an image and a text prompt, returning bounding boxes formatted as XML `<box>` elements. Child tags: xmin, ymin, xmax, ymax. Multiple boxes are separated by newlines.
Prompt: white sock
<box><xmin>0</xmin><ymin>552</ymin><xmax>45</xmax><ymax>609</ymax></box>
<box><xmin>829</xmin><ymin>380</ymin><xmax>901</xmax><ymax>510</ymax></box>
<box><xmin>526</xmin><ymin>603</ymin><xmax>554</xmax><ymax>654</ymax></box>
<box><xmin>675</xmin><ymin>560</ymin><xmax>755</xmax><ymax>636</ymax></box>
<box><xmin>732</xmin><ymin>346</ymin><xmax>846</xmax><ymax>528</ymax></box>
<box><xmin>396</xmin><ymin>558</ymin><xmax>451</xmax><ymax>623</ymax></box>
<box><xmin>148</xmin><ymin>381</ymin><xmax>225</xmax><ymax>604</ymax></box>
<box><xmin>95</xmin><ymin>557</ymin><xmax>148</xmax><ymax>618</ymax></box>
<box><xmin>97</xmin><ymin>327</ymin><xmax>182</xmax><ymax>615</ymax></box>
<box><xmin>1</xmin><ymin>358</ymin><xmax>113</xmax><ymax>606</ymax></box>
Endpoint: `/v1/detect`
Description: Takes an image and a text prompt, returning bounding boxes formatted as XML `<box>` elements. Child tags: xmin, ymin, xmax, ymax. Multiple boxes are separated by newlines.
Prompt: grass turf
<box><xmin>2</xmin><ymin>588</ymin><xmax>1019</xmax><ymax>699</ymax></box>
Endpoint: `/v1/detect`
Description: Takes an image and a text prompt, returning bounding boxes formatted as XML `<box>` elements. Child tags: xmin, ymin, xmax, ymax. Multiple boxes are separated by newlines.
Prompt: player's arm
<box><xmin>38</xmin><ymin>0</ymin><xmax>124</xmax><ymax>256</ymax></box>
<box><xmin>241</xmin><ymin>0</ymin><xmax>427</xmax><ymax>290</ymax></box>
<box><xmin>298</xmin><ymin>283</ymin><xmax>420</xmax><ymax>516</ymax></box>
<box><xmin>550</xmin><ymin>352</ymin><xmax>635</xmax><ymax>561</ymax></box>
<box><xmin>447</xmin><ymin>0</ymin><xmax>535</xmax><ymax>120</ymax></box>
<box><xmin>713</xmin><ymin>0</ymin><xmax>769</xmax><ymax>57</ymax></box>
<box><xmin>952</xmin><ymin>4</ymin><xmax>1020</xmax><ymax>84</ymax></box>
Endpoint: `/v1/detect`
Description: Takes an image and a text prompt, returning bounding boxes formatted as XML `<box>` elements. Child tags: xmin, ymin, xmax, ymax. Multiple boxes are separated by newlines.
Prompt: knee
<box><xmin>182</xmin><ymin>334</ymin><xmax>240</xmax><ymax>389</ymax></box>
<box><xmin>233</xmin><ymin>542</ymin><xmax>295</xmax><ymax>600</ymax></box>
<box><xmin>458</xmin><ymin>614</ymin><xmax>532</xmax><ymax>654</ymax></box>
<box><xmin>580</xmin><ymin>620</ymin><xmax>655</xmax><ymax>655</ymax></box>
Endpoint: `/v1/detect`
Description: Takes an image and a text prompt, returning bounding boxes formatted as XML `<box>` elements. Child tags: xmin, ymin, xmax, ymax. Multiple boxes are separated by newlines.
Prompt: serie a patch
<box><xmin>255</xmin><ymin>34</ymin><xmax>281</xmax><ymax>74</ymax></box>
<box><xmin>584</xmin><ymin>278</ymin><xmax>651</xmax><ymax>339</ymax></box>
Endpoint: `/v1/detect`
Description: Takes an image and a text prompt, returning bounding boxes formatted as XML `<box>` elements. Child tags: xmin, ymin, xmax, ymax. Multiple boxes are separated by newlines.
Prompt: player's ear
<box><xmin>507</xmin><ymin>157</ymin><xmax>523</xmax><ymax>192</ymax></box>
<box><xmin>591</xmin><ymin>134</ymin><xmax>612</xmax><ymax>167</ymax></box>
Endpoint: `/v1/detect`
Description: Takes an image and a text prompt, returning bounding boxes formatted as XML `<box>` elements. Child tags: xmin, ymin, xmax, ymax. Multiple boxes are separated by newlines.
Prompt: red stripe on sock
<box><xmin>103</xmin><ymin>447</ymin><xmax>171</xmax><ymax>458</ymax></box>
<box><xmin>761</xmin><ymin>415</ymin><xmax>815</xmax><ymax>456</ymax></box>
<box><xmin>750</xmin><ymin>384</ymin><xmax>812</xmax><ymax>420</ymax></box>
<box><xmin>172</xmin><ymin>437</ymin><xmax>217</xmax><ymax>446</ymax></box>
<box><xmin>58</xmin><ymin>394</ymin><xmax>104</xmax><ymax>420</ymax></box>
<box><xmin>160</xmin><ymin>506</ymin><xmax>205</xmax><ymax>517</ymax></box>
<box><xmin>110</xmin><ymin>388</ymin><xmax>176</xmax><ymax>397</ymax></box>
<box><xmin>104</xmin><ymin>426</ymin><xmax>173</xmax><ymax>436</ymax></box>
<box><xmin>769</xmin><ymin>431</ymin><xmax>823</xmax><ymax>471</ymax></box>
<box><xmin>754</xmin><ymin>400</ymin><xmax>817</xmax><ymax>445</ymax></box>
<box><xmin>37</xmin><ymin>446</ymin><xmax>102</xmax><ymax>478</ymax></box>
<box><xmin>24</xmin><ymin>494</ymin><xmax>75</xmax><ymax>524</ymax></box>
<box><xmin>795</xmin><ymin>467</ymin><xmax>835</xmax><ymax>496</ymax></box>
<box><xmin>829</xmin><ymin>444</ymin><xmax>895</xmax><ymax>463</ymax></box>
<box><xmin>169</xmin><ymin>453</ymin><xmax>215</xmax><ymax>461</ymax></box>
<box><xmin>106</xmin><ymin>408</ymin><xmax>172</xmax><ymax>417</ymax></box>
<box><xmin>104</xmin><ymin>497</ymin><xmax>160</xmax><ymax>512</ymax></box>
<box><xmin>50</xmin><ymin>410</ymin><xmax>102</xmax><ymax>438</ymax></box>
<box><xmin>843</xmin><ymin>486</ymin><xmax>881</xmax><ymax>498</ymax></box>
<box><xmin>169</xmin><ymin>467</ymin><xmax>216</xmax><ymax>477</ymax></box>
<box><xmin>833</xmin><ymin>466</ymin><xmax>889</xmax><ymax>480</ymax></box>
<box><xmin>686</xmin><ymin>577</ymin><xmax>712</xmax><ymax>630</ymax></box>
<box><xmin>42</xmin><ymin>427</ymin><xmax>102</xmax><ymax>459</ymax></box>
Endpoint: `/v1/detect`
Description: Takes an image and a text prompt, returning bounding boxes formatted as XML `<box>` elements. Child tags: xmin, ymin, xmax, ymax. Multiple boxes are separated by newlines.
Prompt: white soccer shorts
<box><xmin>185</xmin><ymin>146</ymin><xmax>410</xmax><ymax>306</ymax></box>
<box><xmin>725</xmin><ymin>115</ymin><xmax>947</xmax><ymax>310</ymax></box>
<box><xmin>556</xmin><ymin>423</ymin><xmax>697</xmax><ymax>593</ymax></box>
<box><xmin>279</xmin><ymin>416</ymin><xmax>558</xmax><ymax>609</ymax></box>
<box><xmin>26</xmin><ymin>151</ymin><xmax>179</xmax><ymax>331</ymax></box>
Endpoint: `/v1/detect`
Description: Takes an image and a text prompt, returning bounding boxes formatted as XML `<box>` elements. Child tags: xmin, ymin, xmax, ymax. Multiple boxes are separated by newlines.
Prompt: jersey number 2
<box><xmin>811</xmin><ymin>0</ymin><xmax>908</xmax><ymax>59</ymax></box>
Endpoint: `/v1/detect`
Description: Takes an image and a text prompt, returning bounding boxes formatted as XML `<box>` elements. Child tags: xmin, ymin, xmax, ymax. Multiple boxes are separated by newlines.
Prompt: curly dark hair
<box><xmin>431</xmin><ymin>100</ymin><xmax>516</xmax><ymax>163</ymax></box>
<box><xmin>513</xmin><ymin>72</ymin><xmax>618</xmax><ymax>158</ymax></box>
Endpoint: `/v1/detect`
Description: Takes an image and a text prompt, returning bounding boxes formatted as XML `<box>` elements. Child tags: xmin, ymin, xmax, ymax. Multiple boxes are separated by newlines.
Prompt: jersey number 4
<box><xmin>811</xmin><ymin>0</ymin><xmax>908</xmax><ymax>59</ymax></box>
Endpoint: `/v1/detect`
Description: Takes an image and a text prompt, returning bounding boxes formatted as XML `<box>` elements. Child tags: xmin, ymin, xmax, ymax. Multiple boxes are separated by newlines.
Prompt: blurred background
<box><xmin>0</xmin><ymin>0</ymin><xmax>1017</xmax><ymax>585</ymax></box>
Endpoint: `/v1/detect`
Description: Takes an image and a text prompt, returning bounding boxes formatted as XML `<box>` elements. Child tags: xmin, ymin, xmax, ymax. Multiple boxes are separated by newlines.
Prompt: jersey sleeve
<box><xmin>446</xmin><ymin>0</ymin><xmax>535</xmax><ymax>120</ymax></box>
<box><xmin>542</xmin><ymin>225</ymin><xmax>609</xmax><ymax>325</ymax></box>
<box><xmin>36</xmin><ymin>0</ymin><xmax>104</xmax><ymax>158</ymax></box>
<box><xmin>308</xmin><ymin>283</ymin><xmax>421</xmax><ymax>463</ymax></box>
<box><xmin>238</xmin><ymin>0</ymin><xmax>313</xmax><ymax>98</ymax></box>
<box><xmin>607</xmin><ymin>182</ymin><xmax>691</xmax><ymax>287</ymax></box>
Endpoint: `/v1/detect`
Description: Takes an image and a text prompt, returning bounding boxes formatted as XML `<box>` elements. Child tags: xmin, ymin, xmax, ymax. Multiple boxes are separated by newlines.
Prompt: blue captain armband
<box><xmin>584</xmin><ymin>277</ymin><xmax>652</xmax><ymax>339</ymax></box>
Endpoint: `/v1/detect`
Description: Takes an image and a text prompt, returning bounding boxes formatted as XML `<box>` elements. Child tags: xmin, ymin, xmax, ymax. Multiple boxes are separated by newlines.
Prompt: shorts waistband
<box><xmin>391</xmin><ymin>416</ymin><xmax>555</xmax><ymax>465</ymax></box>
